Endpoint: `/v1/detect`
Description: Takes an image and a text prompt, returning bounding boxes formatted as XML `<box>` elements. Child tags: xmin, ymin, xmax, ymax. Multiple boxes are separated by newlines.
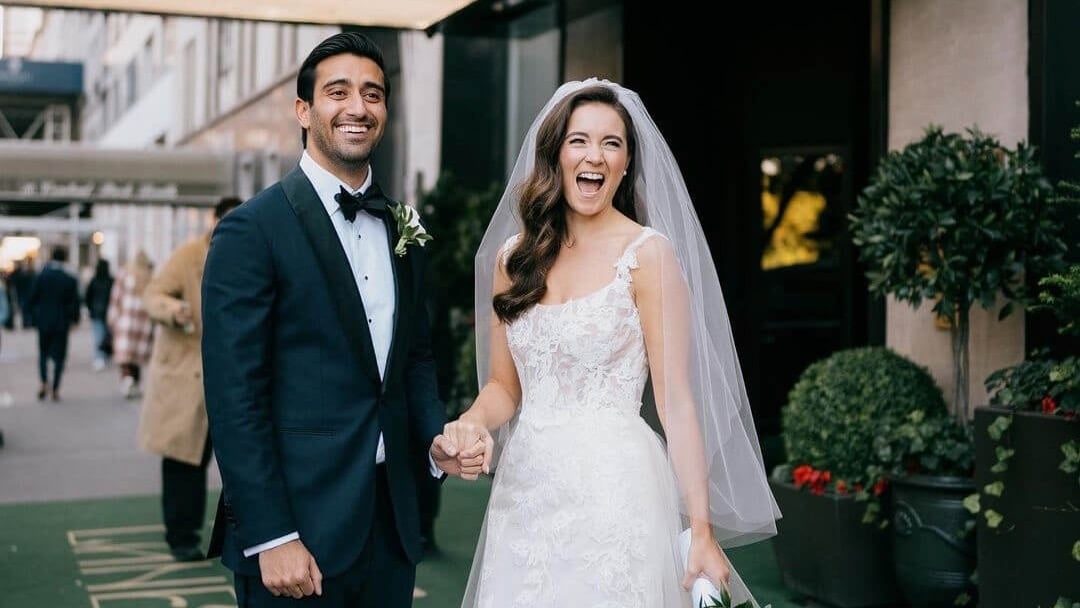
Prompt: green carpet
<box><xmin>0</xmin><ymin>478</ymin><xmax>802</xmax><ymax>607</ymax></box>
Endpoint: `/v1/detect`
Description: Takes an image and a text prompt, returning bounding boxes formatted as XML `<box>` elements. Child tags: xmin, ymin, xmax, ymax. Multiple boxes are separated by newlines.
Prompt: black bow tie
<box><xmin>334</xmin><ymin>184</ymin><xmax>388</xmax><ymax>222</ymax></box>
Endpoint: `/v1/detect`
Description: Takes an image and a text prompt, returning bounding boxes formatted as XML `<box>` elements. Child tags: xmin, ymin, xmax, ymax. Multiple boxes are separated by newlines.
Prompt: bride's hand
<box><xmin>444</xmin><ymin>419</ymin><xmax>494</xmax><ymax>479</ymax></box>
<box><xmin>683</xmin><ymin>530</ymin><xmax>731</xmax><ymax>592</ymax></box>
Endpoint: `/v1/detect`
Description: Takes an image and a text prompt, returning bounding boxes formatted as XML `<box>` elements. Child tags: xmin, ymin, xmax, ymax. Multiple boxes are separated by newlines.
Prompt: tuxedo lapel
<box><xmin>381</xmin><ymin>200</ymin><xmax>414</xmax><ymax>388</ymax></box>
<box><xmin>281</xmin><ymin>168</ymin><xmax>381</xmax><ymax>384</ymax></box>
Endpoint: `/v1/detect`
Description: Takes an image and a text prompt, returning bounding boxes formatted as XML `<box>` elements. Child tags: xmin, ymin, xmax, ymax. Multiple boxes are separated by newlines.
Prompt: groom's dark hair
<box><xmin>296</xmin><ymin>32</ymin><xmax>391</xmax><ymax>147</ymax></box>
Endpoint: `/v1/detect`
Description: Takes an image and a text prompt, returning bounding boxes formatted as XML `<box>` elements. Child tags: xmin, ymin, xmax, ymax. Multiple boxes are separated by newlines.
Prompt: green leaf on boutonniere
<box><xmin>389</xmin><ymin>203</ymin><xmax>433</xmax><ymax>257</ymax></box>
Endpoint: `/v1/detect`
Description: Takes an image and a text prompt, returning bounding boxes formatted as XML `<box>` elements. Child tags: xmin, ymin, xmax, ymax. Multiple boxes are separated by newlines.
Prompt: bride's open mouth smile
<box><xmin>575</xmin><ymin>171</ymin><xmax>605</xmax><ymax>197</ymax></box>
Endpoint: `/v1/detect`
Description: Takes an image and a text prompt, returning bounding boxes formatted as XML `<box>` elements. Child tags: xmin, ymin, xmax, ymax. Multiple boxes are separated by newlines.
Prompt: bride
<box><xmin>438</xmin><ymin>79</ymin><xmax>781</xmax><ymax>607</ymax></box>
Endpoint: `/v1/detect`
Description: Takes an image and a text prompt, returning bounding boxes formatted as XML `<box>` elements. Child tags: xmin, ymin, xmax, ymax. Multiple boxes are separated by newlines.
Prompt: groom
<box><xmin>202</xmin><ymin>32</ymin><xmax>480</xmax><ymax>606</ymax></box>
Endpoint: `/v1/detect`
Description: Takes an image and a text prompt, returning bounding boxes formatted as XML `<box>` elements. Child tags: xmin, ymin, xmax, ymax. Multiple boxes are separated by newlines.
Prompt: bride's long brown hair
<box><xmin>493</xmin><ymin>85</ymin><xmax>639</xmax><ymax>324</ymax></box>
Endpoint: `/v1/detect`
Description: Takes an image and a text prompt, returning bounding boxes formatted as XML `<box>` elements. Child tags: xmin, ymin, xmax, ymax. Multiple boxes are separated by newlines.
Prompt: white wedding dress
<box><xmin>461</xmin><ymin>228</ymin><xmax>760</xmax><ymax>608</ymax></box>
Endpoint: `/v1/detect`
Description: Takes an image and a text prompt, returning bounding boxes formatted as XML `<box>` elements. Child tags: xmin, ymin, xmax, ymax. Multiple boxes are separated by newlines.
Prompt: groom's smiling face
<box><xmin>297</xmin><ymin>53</ymin><xmax>388</xmax><ymax>175</ymax></box>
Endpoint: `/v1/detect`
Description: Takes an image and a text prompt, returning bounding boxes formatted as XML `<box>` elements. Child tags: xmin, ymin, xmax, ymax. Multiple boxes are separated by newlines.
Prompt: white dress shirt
<box><xmin>243</xmin><ymin>153</ymin><xmax>440</xmax><ymax>558</ymax></box>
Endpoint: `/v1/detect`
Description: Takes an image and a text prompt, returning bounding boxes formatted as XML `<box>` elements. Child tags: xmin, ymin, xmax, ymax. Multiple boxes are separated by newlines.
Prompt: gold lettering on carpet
<box><xmin>68</xmin><ymin>524</ymin><xmax>236</xmax><ymax>608</ymax></box>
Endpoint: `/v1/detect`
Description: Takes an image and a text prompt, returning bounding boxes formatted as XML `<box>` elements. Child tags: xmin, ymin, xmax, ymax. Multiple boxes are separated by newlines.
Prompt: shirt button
<box><xmin>368</xmin><ymin>318</ymin><xmax>372</xmax><ymax>323</ymax></box>
<box><xmin>364</xmin><ymin>275</ymin><xmax>369</xmax><ymax>280</ymax></box>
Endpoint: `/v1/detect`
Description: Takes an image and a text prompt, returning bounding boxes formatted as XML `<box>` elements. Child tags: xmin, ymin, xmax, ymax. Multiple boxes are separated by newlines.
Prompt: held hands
<box><xmin>430</xmin><ymin>418</ymin><xmax>493</xmax><ymax>481</ymax></box>
<box><xmin>682</xmin><ymin>528</ymin><xmax>732</xmax><ymax>594</ymax></box>
<box><xmin>258</xmin><ymin>539</ymin><xmax>323</xmax><ymax>599</ymax></box>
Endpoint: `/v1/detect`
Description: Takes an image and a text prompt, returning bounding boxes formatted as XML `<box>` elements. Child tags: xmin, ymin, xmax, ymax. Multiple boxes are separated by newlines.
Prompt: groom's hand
<box><xmin>431</xmin><ymin>434</ymin><xmax>462</xmax><ymax>477</ymax></box>
<box><xmin>258</xmin><ymin>539</ymin><xmax>323</xmax><ymax>599</ymax></box>
<box><xmin>431</xmin><ymin>434</ymin><xmax>486</xmax><ymax>480</ymax></box>
<box><xmin>431</xmin><ymin>420</ymin><xmax>493</xmax><ymax>480</ymax></box>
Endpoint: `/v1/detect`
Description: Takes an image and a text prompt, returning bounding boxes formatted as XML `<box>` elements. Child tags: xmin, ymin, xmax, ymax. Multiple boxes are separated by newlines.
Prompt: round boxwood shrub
<box><xmin>781</xmin><ymin>346</ymin><xmax>948</xmax><ymax>485</ymax></box>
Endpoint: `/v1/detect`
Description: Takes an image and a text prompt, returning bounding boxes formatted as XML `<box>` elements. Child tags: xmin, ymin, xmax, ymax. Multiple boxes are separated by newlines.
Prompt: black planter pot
<box><xmin>889</xmin><ymin>474</ymin><xmax>976</xmax><ymax>608</ymax></box>
<box><xmin>974</xmin><ymin>406</ymin><xmax>1080</xmax><ymax>608</ymax></box>
<box><xmin>769</xmin><ymin>477</ymin><xmax>904</xmax><ymax>607</ymax></box>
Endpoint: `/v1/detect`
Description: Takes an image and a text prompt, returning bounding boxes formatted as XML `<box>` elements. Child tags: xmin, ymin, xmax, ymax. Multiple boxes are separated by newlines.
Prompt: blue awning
<box><xmin>0</xmin><ymin>58</ymin><xmax>83</xmax><ymax>97</ymax></box>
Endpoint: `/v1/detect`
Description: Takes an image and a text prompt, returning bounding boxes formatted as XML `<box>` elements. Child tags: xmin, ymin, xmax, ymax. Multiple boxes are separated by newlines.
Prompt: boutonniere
<box><xmin>388</xmin><ymin>203</ymin><xmax>433</xmax><ymax>257</ymax></box>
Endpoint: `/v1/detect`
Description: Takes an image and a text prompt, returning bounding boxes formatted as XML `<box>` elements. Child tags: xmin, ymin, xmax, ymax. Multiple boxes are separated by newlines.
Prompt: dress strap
<box><xmin>613</xmin><ymin>227</ymin><xmax>661</xmax><ymax>278</ymax></box>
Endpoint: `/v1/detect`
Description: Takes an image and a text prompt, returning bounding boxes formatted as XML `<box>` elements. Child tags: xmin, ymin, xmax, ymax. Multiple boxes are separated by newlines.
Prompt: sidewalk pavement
<box><xmin>0</xmin><ymin>324</ymin><xmax>221</xmax><ymax>504</ymax></box>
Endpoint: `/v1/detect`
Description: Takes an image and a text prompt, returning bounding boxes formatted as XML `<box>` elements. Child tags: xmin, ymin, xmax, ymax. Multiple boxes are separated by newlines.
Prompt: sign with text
<box><xmin>0</xmin><ymin>58</ymin><xmax>82</xmax><ymax>96</ymax></box>
<box><xmin>11</xmin><ymin>180</ymin><xmax>181</xmax><ymax>201</ymax></box>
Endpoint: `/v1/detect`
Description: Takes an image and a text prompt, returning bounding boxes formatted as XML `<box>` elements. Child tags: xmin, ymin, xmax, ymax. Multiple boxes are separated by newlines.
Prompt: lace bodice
<box><xmin>504</xmin><ymin>228</ymin><xmax>659</xmax><ymax>426</ymax></box>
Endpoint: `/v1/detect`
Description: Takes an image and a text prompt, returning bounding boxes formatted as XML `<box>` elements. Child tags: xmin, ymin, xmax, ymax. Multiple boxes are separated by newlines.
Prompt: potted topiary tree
<box><xmin>772</xmin><ymin>346</ymin><xmax>947</xmax><ymax>607</ymax></box>
<box><xmin>849</xmin><ymin>125</ymin><xmax>1070</xmax><ymax>607</ymax></box>
<box><xmin>849</xmin><ymin>125</ymin><xmax>1067</xmax><ymax>424</ymax></box>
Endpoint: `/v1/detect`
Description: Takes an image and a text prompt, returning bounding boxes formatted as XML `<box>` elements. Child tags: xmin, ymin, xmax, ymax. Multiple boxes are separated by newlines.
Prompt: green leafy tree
<box><xmin>850</xmin><ymin>125</ymin><xmax>1069</xmax><ymax>425</ymax></box>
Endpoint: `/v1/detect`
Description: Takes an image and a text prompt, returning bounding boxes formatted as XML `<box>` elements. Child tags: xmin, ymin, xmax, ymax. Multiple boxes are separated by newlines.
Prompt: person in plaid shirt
<box><xmin>107</xmin><ymin>250</ymin><xmax>155</xmax><ymax>399</ymax></box>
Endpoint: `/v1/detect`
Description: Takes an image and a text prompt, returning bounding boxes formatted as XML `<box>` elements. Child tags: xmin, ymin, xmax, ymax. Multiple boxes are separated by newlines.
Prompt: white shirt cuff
<box><xmin>429</xmin><ymin>452</ymin><xmax>445</xmax><ymax>479</ymax></box>
<box><xmin>243</xmin><ymin>532</ymin><xmax>299</xmax><ymax>558</ymax></box>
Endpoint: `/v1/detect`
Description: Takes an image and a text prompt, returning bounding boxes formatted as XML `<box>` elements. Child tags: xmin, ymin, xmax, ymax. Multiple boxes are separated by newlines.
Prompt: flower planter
<box><xmin>769</xmin><ymin>478</ymin><xmax>904</xmax><ymax>607</ymax></box>
<box><xmin>889</xmin><ymin>474</ymin><xmax>976</xmax><ymax>607</ymax></box>
<box><xmin>974</xmin><ymin>406</ymin><xmax>1080</xmax><ymax>607</ymax></box>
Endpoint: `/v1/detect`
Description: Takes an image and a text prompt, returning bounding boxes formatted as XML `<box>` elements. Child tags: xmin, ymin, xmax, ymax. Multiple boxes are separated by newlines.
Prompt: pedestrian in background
<box><xmin>0</xmin><ymin>271</ymin><xmax>7</xmax><ymax>447</ymax></box>
<box><xmin>11</xmin><ymin>259</ymin><xmax>36</xmax><ymax>329</ymax></box>
<box><xmin>1</xmin><ymin>269</ymin><xmax>13</xmax><ymax>330</ymax></box>
<box><xmin>84</xmin><ymin>258</ymin><xmax>114</xmax><ymax>371</ymax></box>
<box><xmin>25</xmin><ymin>246</ymin><xmax>80</xmax><ymax>401</ymax></box>
<box><xmin>0</xmin><ymin>274</ymin><xmax>10</xmax><ymax>350</ymax></box>
<box><xmin>139</xmin><ymin>196</ymin><xmax>241</xmax><ymax>562</ymax></box>
<box><xmin>108</xmin><ymin>250</ymin><xmax>155</xmax><ymax>399</ymax></box>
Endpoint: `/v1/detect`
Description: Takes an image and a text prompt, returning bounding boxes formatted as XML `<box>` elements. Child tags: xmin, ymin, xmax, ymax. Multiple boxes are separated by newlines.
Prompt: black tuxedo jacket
<box><xmin>201</xmin><ymin>167</ymin><xmax>446</xmax><ymax>578</ymax></box>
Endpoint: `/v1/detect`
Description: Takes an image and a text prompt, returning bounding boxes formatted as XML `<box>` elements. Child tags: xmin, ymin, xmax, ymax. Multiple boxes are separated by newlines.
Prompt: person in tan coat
<box><xmin>138</xmin><ymin>196</ymin><xmax>241</xmax><ymax>562</ymax></box>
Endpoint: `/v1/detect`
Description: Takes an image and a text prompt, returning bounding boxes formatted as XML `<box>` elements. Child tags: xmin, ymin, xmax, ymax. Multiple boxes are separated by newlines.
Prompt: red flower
<box><xmin>873</xmin><ymin>478</ymin><xmax>888</xmax><ymax>496</ymax></box>
<box><xmin>1041</xmin><ymin>395</ymin><xmax>1058</xmax><ymax>415</ymax></box>
<box><xmin>793</xmin><ymin>465</ymin><xmax>840</xmax><ymax>495</ymax></box>
<box><xmin>792</xmin><ymin>465</ymin><xmax>814</xmax><ymax>488</ymax></box>
<box><xmin>854</xmin><ymin>483</ymin><xmax>864</xmax><ymax>493</ymax></box>
<box><xmin>1066</xmin><ymin>411</ymin><xmax>1076</xmax><ymax>420</ymax></box>
<box><xmin>835</xmin><ymin>480</ymin><xmax>849</xmax><ymax>495</ymax></box>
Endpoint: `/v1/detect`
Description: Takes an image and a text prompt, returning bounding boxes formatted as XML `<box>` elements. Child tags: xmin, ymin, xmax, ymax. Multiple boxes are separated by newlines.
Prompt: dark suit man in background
<box><xmin>26</xmin><ymin>246</ymin><xmax>79</xmax><ymax>401</ymax></box>
<box><xmin>201</xmin><ymin>32</ymin><xmax>481</xmax><ymax>607</ymax></box>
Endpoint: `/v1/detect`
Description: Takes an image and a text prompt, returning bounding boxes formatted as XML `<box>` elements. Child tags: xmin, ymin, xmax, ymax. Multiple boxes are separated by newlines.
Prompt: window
<box><xmin>125</xmin><ymin>60</ymin><xmax>137</xmax><ymax>108</ymax></box>
<box><xmin>182</xmin><ymin>40</ymin><xmax>196</xmax><ymax>133</ymax></box>
<box><xmin>218</xmin><ymin>21</ymin><xmax>235</xmax><ymax>78</ymax></box>
<box><xmin>142</xmin><ymin>35</ymin><xmax>154</xmax><ymax>94</ymax></box>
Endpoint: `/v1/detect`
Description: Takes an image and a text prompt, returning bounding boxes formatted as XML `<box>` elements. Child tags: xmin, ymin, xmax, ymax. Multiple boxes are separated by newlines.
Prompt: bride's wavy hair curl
<box><xmin>493</xmin><ymin>85</ymin><xmax>639</xmax><ymax>323</ymax></box>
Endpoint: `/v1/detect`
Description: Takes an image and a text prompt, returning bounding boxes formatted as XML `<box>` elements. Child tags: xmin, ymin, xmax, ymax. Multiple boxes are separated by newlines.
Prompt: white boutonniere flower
<box><xmin>389</xmin><ymin>203</ymin><xmax>433</xmax><ymax>257</ymax></box>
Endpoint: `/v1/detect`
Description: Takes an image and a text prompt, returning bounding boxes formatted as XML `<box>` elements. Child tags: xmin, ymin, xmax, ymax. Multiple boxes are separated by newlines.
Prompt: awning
<box><xmin>5</xmin><ymin>0</ymin><xmax>480</xmax><ymax>30</ymax></box>
<box><xmin>0</xmin><ymin>140</ymin><xmax>235</xmax><ymax>207</ymax></box>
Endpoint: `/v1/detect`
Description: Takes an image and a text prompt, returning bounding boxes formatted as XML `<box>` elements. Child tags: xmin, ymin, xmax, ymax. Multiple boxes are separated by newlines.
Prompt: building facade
<box><xmin>4</xmin><ymin>0</ymin><xmax>1076</xmax><ymax>452</ymax></box>
<box><xmin>17</xmin><ymin>10</ymin><xmax>443</xmax><ymax>271</ymax></box>
<box><xmin>434</xmin><ymin>0</ymin><xmax>1080</xmax><ymax>449</ymax></box>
